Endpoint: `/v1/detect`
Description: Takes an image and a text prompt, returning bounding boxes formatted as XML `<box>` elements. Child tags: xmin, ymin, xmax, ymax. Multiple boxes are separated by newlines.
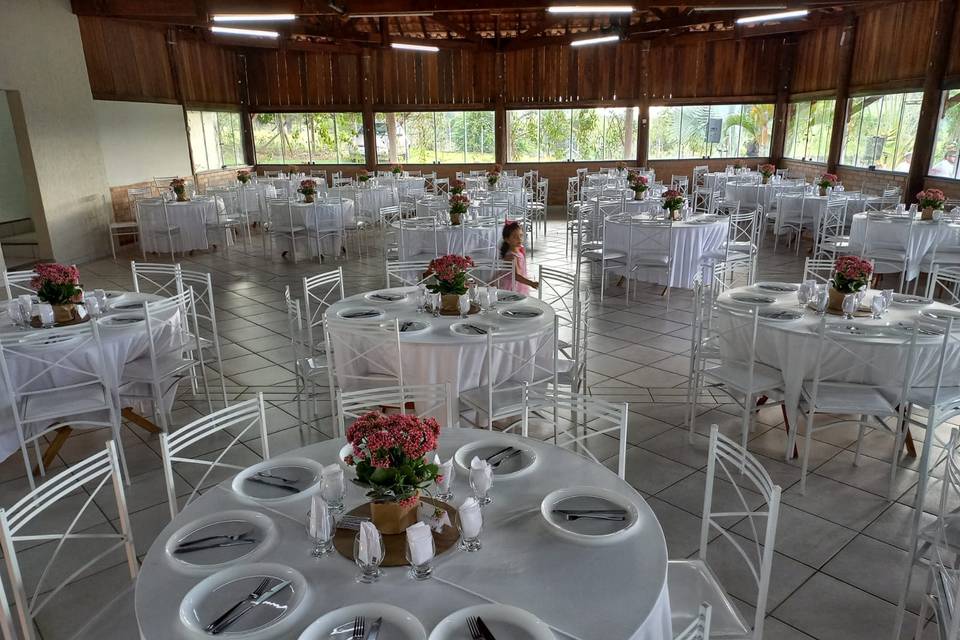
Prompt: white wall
<box><xmin>94</xmin><ymin>100</ymin><xmax>192</xmax><ymax>186</ymax></box>
<box><xmin>0</xmin><ymin>95</ymin><xmax>30</xmax><ymax>224</ymax></box>
<box><xmin>0</xmin><ymin>0</ymin><xmax>113</xmax><ymax>263</ymax></box>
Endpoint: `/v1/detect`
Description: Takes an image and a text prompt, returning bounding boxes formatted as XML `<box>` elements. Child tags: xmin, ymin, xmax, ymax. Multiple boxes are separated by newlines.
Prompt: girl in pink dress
<box><xmin>499</xmin><ymin>221</ymin><xmax>539</xmax><ymax>295</ymax></box>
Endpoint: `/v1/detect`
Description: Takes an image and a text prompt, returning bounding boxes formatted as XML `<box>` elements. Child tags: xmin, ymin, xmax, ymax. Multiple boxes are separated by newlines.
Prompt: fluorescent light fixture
<box><xmin>548</xmin><ymin>5</ymin><xmax>633</xmax><ymax>14</ymax></box>
<box><xmin>736</xmin><ymin>9</ymin><xmax>809</xmax><ymax>24</ymax></box>
<box><xmin>391</xmin><ymin>42</ymin><xmax>440</xmax><ymax>52</ymax></box>
<box><xmin>571</xmin><ymin>34</ymin><xmax>620</xmax><ymax>46</ymax></box>
<box><xmin>210</xmin><ymin>26</ymin><xmax>280</xmax><ymax>38</ymax></box>
<box><xmin>211</xmin><ymin>14</ymin><xmax>296</xmax><ymax>22</ymax></box>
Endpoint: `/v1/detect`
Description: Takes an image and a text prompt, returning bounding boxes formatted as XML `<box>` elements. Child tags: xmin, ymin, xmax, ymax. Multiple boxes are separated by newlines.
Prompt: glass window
<box><xmin>931</xmin><ymin>90</ymin><xmax>960</xmax><ymax>179</ymax></box>
<box><xmin>251</xmin><ymin>112</ymin><xmax>365</xmax><ymax>164</ymax></box>
<box><xmin>648</xmin><ymin>103</ymin><xmax>774</xmax><ymax>160</ymax></box>
<box><xmin>784</xmin><ymin>99</ymin><xmax>836</xmax><ymax>163</ymax></box>
<box><xmin>840</xmin><ymin>92</ymin><xmax>922</xmax><ymax>172</ymax></box>
<box><xmin>374</xmin><ymin>111</ymin><xmax>496</xmax><ymax>164</ymax></box>
<box><xmin>506</xmin><ymin>108</ymin><xmax>639</xmax><ymax>162</ymax></box>
<box><xmin>187</xmin><ymin>110</ymin><xmax>244</xmax><ymax>172</ymax></box>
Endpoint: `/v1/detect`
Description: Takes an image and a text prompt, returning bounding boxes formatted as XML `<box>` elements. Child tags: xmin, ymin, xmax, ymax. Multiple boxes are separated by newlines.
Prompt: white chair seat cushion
<box><xmin>800</xmin><ymin>382</ymin><xmax>897</xmax><ymax>415</ymax></box>
<box><xmin>703</xmin><ymin>362</ymin><xmax>782</xmax><ymax>393</ymax></box>
<box><xmin>581</xmin><ymin>249</ymin><xmax>626</xmax><ymax>261</ymax></box>
<box><xmin>908</xmin><ymin>386</ymin><xmax>960</xmax><ymax>410</ymax></box>
<box><xmin>123</xmin><ymin>355</ymin><xmax>195</xmax><ymax>382</ymax></box>
<box><xmin>631</xmin><ymin>255</ymin><xmax>669</xmax><ymax>267</ymax></box>
<box><xmin>460</xmin><ymin>384</ymin><xmax>526</xmax><ymax>418</ymax></box>
<box><xmin>668</xmin><ymin>560</ymin><xmax>752</xmax><ymax>639</ymax></box>
<box><xmin>22</xmin><ymin>384</ymin><xmax>110</xmax><ymax>422</ymax></box>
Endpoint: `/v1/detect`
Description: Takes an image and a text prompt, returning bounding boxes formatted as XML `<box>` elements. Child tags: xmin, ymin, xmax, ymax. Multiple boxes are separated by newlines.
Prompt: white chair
<box><xmin>625</xmin><ymin>218</ymin><xmax>675</xmax><ymax>308</ymax></box>
<box><xmin>160</xmin><ymin>394</ymin><xmax>269</xmax><ymax>518</ymax></box>
<box><xmin>2</xmin><ymin>269</ymin><xmax>35</xmax><ymax>300</ymax></box>
<box><xmin>771</xmin><ymin>187</ymin><xmax>806</xmax><ymax>253</ymax></box>
<box><xmin>539</xmin><ymin>264</ymin><xmax>588</xmax><ymax>393</ymax></box>
<box><xmin>860</xmin><ymin>214</ymin><xmax>915</xmax><ymax>292</ymax></box>
<box><xmin>324</xmin><ymin>318</ymin><xmax>404</xmax><ymax>401</ymax></box>
<box><xmin>110</xmin><ymin>187</ymin><xmax>151</xmax><ymax>260</ymax></box>
<box><xmin>285</xmin><ymin>287</ymin><xmax>324</xmax><ymax>427</ymax></box>
<box><xmin>204</xmin><ymin>191</ymin><xmax>244</xmax><ymax>254</ymax></box>
<box><xmin>434</xmin><ymin>178</ymin><xmax>449</xmax><ymax>197</ymax></box>
<box><xmin>927</xmin><ymin>265</ymin><xmax>960</xmax><ymax>306</ymax></box>
<box><xmin>579</xmin><ymin>211</ymin><xmax>628</xmax><ymax>304</ymax></box>
<box><xmin>668</xmin><ymin>424</ymin><xmax>781</xmax><ymax>640</ymax></box>
<box><xmin>385</xmin><ymin>260</ymin><xmax>433</xmax><ymax>288</ymax></box>
<box><xmin>0</xmin><ymin>441</ymin><xmax>137</xmax><ymax>640</ymax></box>
<box><xmin>675</xmin><ymin>603</ymin><xmax>712</xmax><ymax>640</ymax></box>
<box><xmin>812</xmin><ymin>198</ymin><xmax>850</xmax><ymax>261</ymax></box>
<box><xmin>303</xmin><ymin>268</ymin><xmax>345</xmax><ymax>356</ymax></box>
<box><xmin>119</xmin><ymin>289</ymin><xmax>202</xmax><ymax>434</ymax></box>
<box><xmin>788</xmin><ymin>314</ymin><xmax>912</xmax><ymax>495</ymax></box>
<box><xmin>524</xmin><ymin>387</ymin><xmax>628</xmax><ymax>479</ymax></box>
<box><xmin>528</xmin><ymin>178</ymin><xmax>548</xmax><ymax>235</ymax></box>
<box><xmin>336</xmin><ymin>383</ymin><xmax>456</xmax><ymax>437</ymax></box>
<box><xmin>802</xmin><ymin>257</ymin><xmax>836</xmax><ymax>286</ymax></box>
<box><xmin>0</xmin><ymin>323</ymin><xmax>129</xmax><ymax>489</ymax></box>
<box><xmin>460</xmin><ymin>317</ymin><xmax>558</xmax><ymax>430</ymax></box>
<box><xmin>264</xmin><ymin>197</ymin><xmax>308</xmax><ymax>264</ymax></box>
<box><xmin>465</xmin><ymin>259</ymin><xmax>515</xmax><ymax>290</ymax></box>
<box><xmin>131</xmin><ymin>261</ymin><xmax>180</xmax><ymax>297</ymax></box>
<box><xmin>136</xmin><ymin>199</ymin><xmax>181</xmax><ymax>262</ymax></box>
<box><xmin>398</xmin><ymin>217</ymin><xmax>440</xmax><ymax>261</ymax></box>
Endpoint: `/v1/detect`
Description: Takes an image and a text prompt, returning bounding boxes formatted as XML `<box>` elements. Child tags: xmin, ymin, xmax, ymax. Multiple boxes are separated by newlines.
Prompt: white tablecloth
<box><xmin>267</xmin><ymin>199</ymin><xmax>357</xmax><ymax>257</ymax></box>
<box><xmin>326</xmin><ymin>289</ymin><xmax>555</xmax><ymax>395</ymax></box>
<box><xmin>604</xmin><ymin>216</ymin><xmax>729</xmax><ymax>289</ymax></box>
<box><xmin>849</xmin><ymin>214</ymin><xmax>960</xmax><ymax>280</ymax></box>
<box><xmin>138</xmin><ymin>199</ymin><xmax>216</xmax><ymax>253</ymax></box>
<box><xmin>717</xmin><ymin>285</ymin><xmax>960</xmax><ymax>424</ymax></box>
<box><xmin>354</xmin><ymin>186</ymin><xmax>397</xmax><ymax>219</ymax></box>
<box><xmin>134</xmin><ymin>429</ymin><xmax>672</xmax><ymax>640</ymax></box>
<box><xmin>395</xmin><ymin>222</ymin><xmax>499</xmax><ymax>260</ymax></box>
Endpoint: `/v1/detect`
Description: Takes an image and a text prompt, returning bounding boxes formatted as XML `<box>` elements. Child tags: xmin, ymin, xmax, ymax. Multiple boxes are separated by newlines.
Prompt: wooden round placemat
<box><xmin>30</xmin><ymin>309</ymin><xmax>91</xmax><ymax>329</ymax></box>
<box><xmin>332</xmin><ymin>498</ymin><xmax>459</xmax><ymax>567</ymax></box>
<box><xmin>438</xmin><ymin>302</ymin><xmax>480</xmax><ymax>317</ymax></box>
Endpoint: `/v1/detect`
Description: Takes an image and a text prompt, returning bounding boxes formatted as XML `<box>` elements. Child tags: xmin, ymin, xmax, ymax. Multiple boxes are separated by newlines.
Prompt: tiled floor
<box><xmin>1</xmin><ymin>215</ymin><xmax>950</xmax><ymax>639</ymax></box>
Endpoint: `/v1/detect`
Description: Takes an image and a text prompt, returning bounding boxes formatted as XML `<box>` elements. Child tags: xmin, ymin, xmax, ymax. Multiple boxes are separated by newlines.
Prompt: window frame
<box><xmin>505</xmin><ymin>107</ymin><xmax>640</xmax><ymax>163</ymax></box>
<box><xmin>374</xmin><ymin>110</ymin><xmax>496</xmax><ymax>165</ymax></box>
<box><xmin>782</xmin><ymin>98</ymin><xmax>836</xmax><ymax>164</ymax></box>
<box><xmin>928</xmin><ymin>89</ymin><xmax>960</xmax><ymax>181</ymax></box>
<box><xmin>838</xmin><ymin>90</ymin><xmax>923</xmax><ymax>174</ymax></box>
<box><xmin>186</xmin><ymin>109</ymin><xmax>245</xmax><ymax>173</ymax></box>
<box><xmin>250</xmin><ymin>111</ymin><xmax>366</xmax><ymax>165</ymax></box>
<box><xmin>646</xmin><ymin>102</ymin><xmax>775</xmax><ymax>161</ymax></box>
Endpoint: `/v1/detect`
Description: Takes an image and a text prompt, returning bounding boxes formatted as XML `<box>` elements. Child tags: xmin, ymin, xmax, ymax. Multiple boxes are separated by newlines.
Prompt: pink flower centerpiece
<box><xmin>828</xmin><ymin>255</ymin><xmax>873</xmax><ymax>311</ymax></box>
<box><xmin>759</xmin><ymin>164</ymin><xmax>776</xmax><ymax>183</ymax></box>
<box><xmin>449</xmin><ymin>178</ymin><xmax>465</xmax><ymax>195</ymax></box>
<box><xmin>487</xmin><ymin>169</ymin><xmax>500</xmax><ymax>187</ymax></box>
<box><xmin>816</xmin><ymin>173</ymin><xmax>839</xmax><ymax>196</ymax></box>
<box><xmin>627</xmin><ymin>171</ymin><xmax>649</xmax><ymax>199</ymax></box>
<box><xmin>298</xmin><ymin>179</ymin><xmax>318</xmax><ymax>203</ymax></box>
<box><xmin>662</xmin><ymin>189</ymin><xmax>684</xmax><ymax>220</ymax></box>
<box><xmin>357</xmin><ymin>169</ymin><xmax>370</xmax><ymax>183</ymax></box>
<box><xmin>449</xmin><ymin>194</ymin><xmax>470</xmax><ymax>225</ymax></box>
<box><xmin>917</xmin><ymin>189</ymin><xmax>945</xmax><ymax>220</ymax></box>
<box><xmin>169</xmin><ymin>177</ymin><xmax>189</xmax><ymax>202</ymax></box>
<box><xmin>31</xmin><ymin>263</ymin><xmax>81</xmax><ymax>323</ymax></box>
<box><xmin>391</xmin><ymin>164</ymin><xmax>404</xmax><ymax>176</ymax></box>
<box><xmin>345</xmin><ymin>411</ymin><xmax>441</xmax><ymax>533</ymax></box>
<box><xmin>427</xmin><ymin>254</ymin><xmax>475</xmax><ymax>312</ymax></box>
<box><xmin>236</xmin><ymin>169</ymin><xmax>251</xmax><ymax>184</ymax></box>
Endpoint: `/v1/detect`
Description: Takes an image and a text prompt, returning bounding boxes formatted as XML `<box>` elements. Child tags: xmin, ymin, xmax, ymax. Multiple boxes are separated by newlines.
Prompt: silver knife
<box><xmin>210</xmin><ymin>579</ymin><xmax>292</xmax><ymax>634</ymax></box>
<box><xmin>367</xmin><ymin>616</ymin><xmax>383</xmax><ymax>640</ymax></box>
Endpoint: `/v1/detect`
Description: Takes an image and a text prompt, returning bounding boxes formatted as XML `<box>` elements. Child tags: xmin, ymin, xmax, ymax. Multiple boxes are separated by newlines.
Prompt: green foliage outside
<box><xmin>648</xmin><ymin>104</ymin><xmax>774</xmax><ymax>160</ymax></box>
<box><xmin>251</xmin><ymin>112</ymin><xmax>365</xmax><ymax>165</ymax></box>
<box><xmin>506</xmin><ymin>107</ymin><xmax>638</xmax><ymax>162</ymax></box>
<box><xmin>784</xmin><ymin>100</ymin><xmax>835</xmax><ymax>163</ymax></box>
<box><xmin>840</xmin><ymin>92</ymin><xmax>922</xmax><ymax>171</ymax></box>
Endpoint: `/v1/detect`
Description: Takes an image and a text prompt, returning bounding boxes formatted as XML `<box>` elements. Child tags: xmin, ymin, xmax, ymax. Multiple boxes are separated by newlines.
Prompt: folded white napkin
<box><xmin>406</xmin><ymin>521</ymin><xmax>434</xmax><ymax>566</ymax></box>
<box><xmin>469</xmin><ymin>456</ymin><xmax>493</xmax><ymax>494</ymax></box>
<box><xmin>321</xmin><ymin>463</ymin><xmax>345</xmax><ymax>493</ymax></box>
<box><xmin>418</xmin><ymin>501</ymin><xmax>452</xmax><ymax>532</ymax></box>
<box><xmin>358</xmin><ymin>521</ymin><xmax>382</xmax><ymax>565</ymax></box>
<box><xmin>434</xmin><ymin>454</ymin><xmax>454</xmax><ymax>492</ymax></box>
<box><xmin>308</xmin><ymin>495</ymin><xmax>331</xmax><ymax>539</ymax></box>
<box><xmin>458</xmin><ymin>497</ymin><xmax>483</xmax><ymax>539</ymax></box>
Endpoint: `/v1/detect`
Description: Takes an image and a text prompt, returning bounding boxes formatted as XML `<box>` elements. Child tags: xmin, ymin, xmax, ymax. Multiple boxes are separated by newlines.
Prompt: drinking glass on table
<box><xmin>797</xmin><ymin>282</ymin><xmax>813</xmax><ymax>310</ymax></box>
<box><xmin>7</xmin><ymin>303</ymin><xmax>26</xmax><ymax>329</ymax></box>
<box><xmin>414</xmin><ymin>285</ymin><xmax>426</xmax><ymax>314</ymax></box>
<box><xmin>842</xmin><ymin>293</ymin><xmax>858</xmax><ymax>320</ymax></box>
<box><xmin>882</xmin><ymin>289</ymin><xmax>895</xmax><ymax>309</ymax></box>
<box><xmin>37</xmin><ymin>304</ymin><xmax>55</xmax><ymax>328</ymax></box>
<box><xmin>84</xmin><ymin>295</ymin><xmax>102</xmax><ymax>319</ymax></box>
<box><xmin>488</xmin><ymin>286</ymin><xmax>499</xmax><ymax>309</ymax></box>
<box><xmin>320</xmin><ymin>474</ymin><xmax>346</xmax><ymax>515</ymax></box>
<box><xmin>458</xmin><ymin>293</ymin><xmax>471</xmax><ymax>319</ymax></box>
<box><xmin>430</xmin><ymin>292</ymin><xmax>441</xmax><ymax>318</ymax></box>
<box><xmin>353</xmin><ymin>530</ymin><xmax>384</xmax><ymax>584</ymax></box>
<box><xmin>474</xmin><ymin>286</ymin><xmax>488</xmax><ymax>314</ymax></box>
<box><xmin>93</xmin><ymin>289</ymin><xmax>108</xmax><ymax>311</ymax></box>
<box><xmin>814</xmin><ymin>285</ymin><xmax>830</xmax><ymax>316</ymax></box>
<box><xmin>870</xmin><ymin>294</ymin><xmax>886</xmax><ymax>320</ymax></box>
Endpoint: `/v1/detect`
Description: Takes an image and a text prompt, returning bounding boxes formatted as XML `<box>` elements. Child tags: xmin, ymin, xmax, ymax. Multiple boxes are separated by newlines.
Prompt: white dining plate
<box><xmin>453</xmin><ymin>438</ymin><xmax>538</xmax><ymax>480</ymax></box>
<box><xmin>729</xmin><ymin>293</ymin><xmax>776</xmax><ymax>305</ymax></box>
<box><xmin>364</xmin><ymin>289</ymin><xmax>408</xmax><ymax>303</ymax></box>
<box><xmin>164</xmin><ymin>510</ymin><xmax>278</xmax><ymax>574</ymax></box>
<box><xmin>107</xmin><ymin>292</ymin><xmax>152</xmax><ymax>311</ymax></box>
<box><xmin>496</xmin><ymin>291</ymin><xmax>525</xmax><ymax>303</ymax></box>
<box><xmin>449</xmin><ymin>321</ymin><xmax>497</xmax><ymax>337</ymax></box>
<box><xmin>298</xmin><ymin>603</ymin><xmax>427</xmax><ymax>640</ymax></box>
<box><xmin>755</xmin><ymin>282</ymin><xmax>800</xmax><ymax>293</ymax></box>
<box><xmin>179</xmin><ymin>563</ymin><xmax>309</xmax><ymax>639</ymax></box>
<box><xmin>497</xmin><ymin>306</ymin><xmax>544</xmax><ymax>320</ymax></box>
<box><xmin>396</xmin><ymin>319</ymin><xmax>431</xmax><ymax>335</ymax></box>
<box><xmin>231</xmin><ymin>458</ymin><xmax>323</xmax><ymax>503</ymax></box>
<box><xmin>758</xmin><ymin>308</ymin><xmax>804</xmax><ymax>322</ymax></box>
<box><xmin>429</xmin><ymin>604</ymin><xmax>554</xmax><ymax>640</ymax></box>
<box><xmin>920</xmin><ymin>307</ymin><xmax>960</xmax><ymax>321</ymax></box>
<box><xmin>336</xmin><ymin>307</ymin><xmax>386</xmax><ymax>320</ymax></box>
<box><xmin>891</xmin><ymin>294</ymin><xmax>932</xmax><ymax>306</ymax></box>
<box><xmin>97</xmin><ymin>313</ymin><xmax>145</xmax><ymax>328</ymax></box>
<box><xmin>540</xmin><ymin>486</ymin><xmax>640</xmax><ymax>546</ymax></box>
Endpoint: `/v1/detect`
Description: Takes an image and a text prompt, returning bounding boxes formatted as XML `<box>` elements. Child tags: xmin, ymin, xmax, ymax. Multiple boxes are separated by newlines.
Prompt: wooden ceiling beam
<box><xmin>428</xmin><ymin>14</ymin><xmax>487</xmax><ymax>43</ymax></box>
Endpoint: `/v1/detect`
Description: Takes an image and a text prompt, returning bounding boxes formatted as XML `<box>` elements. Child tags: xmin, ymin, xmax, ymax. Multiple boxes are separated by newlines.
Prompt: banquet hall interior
<box><xmin>1</xmin><ymin>0</ymin><xmax>960</xmax><ymax>639</ymax></box>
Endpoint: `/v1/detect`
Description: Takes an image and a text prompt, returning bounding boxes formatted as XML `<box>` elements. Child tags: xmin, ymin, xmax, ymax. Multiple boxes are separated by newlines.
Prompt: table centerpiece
<box><xmin>298</xmin><ymin>179</ymin><xmax>318</xmax><ymax>203</ymax></box>
<box><xmin>759</xmin><ymin>163</ymin><xmax>776</xmax><ymax>184</ymax></box>
<box><xmin>31</xmin><ymin>263</ymin><xmax>82</xmax><ymax>324</ymax></box>
<box><xmin>391</xmin><ymin>164</ymin><xmax>404</xmax><ymax>176</ymax></box>
<box><xmin>829</xmin><ymin>255</ymin><xmax>873</xmax><ymax>312</ymax></box>
<box><xmin>170</xmin><ymin>177</ymin><xmax>189</xmax><ymax>202</ymax></box>
<box><xmin>236</xmin><ymin>169</ymin><xmax>251</xmax><ymax>185</ymax></box>
<box><xmin>450</xmin><ymin>178</ymin><xmax>465</xmax><ymax>196</ymax></box>
<box><xmin>449</xmin><ymin>194</ymin><xmax>469</xmax><ymax>226</ymax></box>
<box><xmin>917</xmin><ymin>188</ymin><xmax>945</xmax><ymax>221</ymax></box>
<box><xmin>662</xmin><ymin>189</ymin><xmax>684</xmax><ymax>221</ymax></box>
<box><xmin>344</xmin><ymin>411</ymin><xmax>441</xmax><ymax>534</ymax></box>
<box><xmin>628</xmin><ymin>170</ymin><xmax>649</xmax><ymax>200</ymax></box>
<box><xmin>816</xmin><ymin>173</ymin><xmax>839</xmax><ymax>197</ymax></box>
<box><xmin>357</xmin><ymin>169</ymin><xmax>370</xmax><ymax>184</ymax></box>
<box><xmin>426</xmin><ymin>253</ymin><xmax>474</xmax><ymax>312</ymax></box>
<box><xmin>487</xmin><ymin>167</ymin><xmax>500</xmax><ymax>188</ymax></box>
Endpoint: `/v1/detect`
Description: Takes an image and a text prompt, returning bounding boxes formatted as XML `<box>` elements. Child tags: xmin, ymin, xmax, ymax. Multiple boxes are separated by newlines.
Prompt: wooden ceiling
<box><xmin>71</xmin><ymin>0</ymin><xmax>889</xmax><ymax>51</ymax></box>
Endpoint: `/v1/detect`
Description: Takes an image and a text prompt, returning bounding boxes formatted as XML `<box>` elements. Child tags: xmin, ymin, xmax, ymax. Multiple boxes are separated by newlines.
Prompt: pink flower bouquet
<box><xmin>449</xmin><ymin>178</ymin><xmax>466</xmax><ymax>195</ymax></box>
<box><xmin>31</xmin><ymin>263</ymin><xmax>81</xmax><ymax>305</ymax></box>
<box><xmin>449</xmin><ymin>194</ymin><xmax>470</xmax><ymax>215</ymax></box>
<box><xmin>627</xmin><ymin>171</ymin><xmax>648</xmax><ymax>195</ymax></box>
<box><xmin>391</xmin><ymin>164</ymin><xmax>404</xmax><ymax>175</ymax></box>
<box><xmin>759</xmin><ymin>164</ymin><xmax>776</xmax><ymax>178</ymax></box>
<box><xmin>170</xmin><ymin>177</ymin><xmax>189</xmax><ymax>201</ymax></box>
<box><xmin>426</xmin><ymin>254</ymin><xmax>475</xmax><ymax>296</ymax></box>
<box><xmin>662</xmin><ymin>189</ymin><xmax>684</xmax><ymax>212</ymax></box>
<box><xmin>816</xmin><ymin>173</ymin><xmax>839</xmax><ymax>189</ymax></box>
<box><xmin>298</xmin><ymin>179</ymin><xmax>317</xmax><ymax>196</ymax></box>
<box><xmin>357</xmin><ymin>170</ymin><xmax>370</xmax><ymax>183</ymax></box>
<box><xmin>236</xmin><ymin>170</ymin><xmax>251</xmax><ymax>184</ymax></box>
<box><xmin>345</xmin><ymin>411</ymin><xmax>441</xmax><ymax>506</ymax></box>
<box><xmin>487</xmin><ymin>170</ymin><xmax>500</xmax><ymax>187</ymax></box>
<box><xmin>832</xmin><ymin>255</ymin><xmax>873</xmax><ymax>294</ymax></box>
<box><xmin>917</xmin><ymin>189</ymin><xmax>945</xmax><ymax>210</ymax></box>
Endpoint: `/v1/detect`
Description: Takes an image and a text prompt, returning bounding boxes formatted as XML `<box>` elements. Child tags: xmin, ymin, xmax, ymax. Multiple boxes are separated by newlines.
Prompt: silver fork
<box><xmin>204</xmin><ymin>577</ymin><xmax>270</xmax><ymax>632</ymax></box>
<box><xmin>466</xmin><ymin>616</ymin><xmax>483</xmax><ymax>640</ymax></box>
<box><xmin>351</xmin><ymin>616</ymin><xmax>365</xmax><ymax>639</ymax></box>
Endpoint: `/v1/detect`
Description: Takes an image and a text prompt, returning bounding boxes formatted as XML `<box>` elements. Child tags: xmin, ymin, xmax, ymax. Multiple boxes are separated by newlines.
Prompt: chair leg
<box><xmin>110</xmin><ymin>233</ymin><xmax>118</xmax><ymax>261</ymax></box>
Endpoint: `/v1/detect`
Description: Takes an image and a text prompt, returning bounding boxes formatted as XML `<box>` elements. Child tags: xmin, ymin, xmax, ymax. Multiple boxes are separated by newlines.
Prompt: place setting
<box><xmin>429</xmin><ymin>604</ymin><xmax>555</xmax><ymax>640</ymax></box>
<box><xmin>164</xmin><ymin>510</ymin><xmax>278</xmax><ymax>572</ymax></box>
<box><xmin>232</xmin><ymin>458</ymin><xmax>324</xmax><ymax>502</ymax></box>
<box><xmin>540</xmin><ymin>487</ymin><xmax>640</xmax><ymax>545</ymax></box>
<box><xmin>453</xmin><ymin>439</ymin><xmax>538</xmax><ymax>480</ymax></box>
<box><xmin>298</xmin><ymin>604</ymin><xmax>427</xmax><ymax>640</ymax></box>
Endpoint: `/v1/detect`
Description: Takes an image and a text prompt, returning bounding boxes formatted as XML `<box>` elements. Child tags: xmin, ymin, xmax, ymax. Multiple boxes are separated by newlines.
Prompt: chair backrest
<box><xmin>131</xmin><ymin>261</ymin><xmax>180</xmax><ymax>297</ymax></box>
<box><xmin>336</xmin><ymin>383</ymin><xmax>455</xmax><ymax>437</ymax></box>
<box><xmin>930</xmin><ymin>428</ymin><xmax>960</xmax><ymax>640</ymax></box>
<box><xmin>927</xmin><ymin>265</ymin><xmax>960</xmax><ymax>306</ymax></box>
<box><xmin>538</xmin><ymin>264</ymin><xmax>587</xmax><ymax>380</ymax></box>
<box><xmin>385</xmin><ymin>260</ymin><xmax>433</xmax><ymax>288</ymax></box>
<box><xmin>813</xmin><ymin>199</ymin><xmax>848</xmax><ymax>261</ymax></box>
<box><xmin>0</xmin><ymin>441</ymin><xmax>137</xmax><ymax>640</ymax></box>
<box><xmin>623</xmin><ymin>218</ymin><xmax>674</xmax><ymax>270</ymax></box>
<box><xmin>434</xmin><ymin>178</ymin><xmax>450</xmax><ymax>197</ymax></box>
<box><xmin>675</xmin><ymin>603</ymin><xmax>712</xmax><ymax>640</ymax></box>
<box><xmin>303</xmin><ymin>268</ymin><xmax>345</xmax><ymax>353</ymax></box>
<box><xmin>700</xmin><ymin>424</ymin><xmax>781</xmax><ymax>640</ymax></box>
<box><xmin>3</xmin><ymin>269</ymin><xmax>34</xmax><ymax>300</ymax></box>
<box><xmin>160</xmin><ymin>394</ymin><xmax>269</xmax><ymax>518</ymax></box>
<box><xmin>728</xmin><ymin>205</ymin><xmax>760</xmax><ymax>248</ymax></box>
<box><xmin>466</xmin><ymin>259</ymin><xmax>515</xmax><ymax>289</ymax></box>
<box><xmin>379</xmin><ymin>205</ymin><xmax>401</xmax><ymax>225</ymax></box>
<box><xmin>802</xmin><ymin>257</ymin><xmax>835</xmax><ymax>286</ymax></box>
<box><xmin>325</xmin><ymin>317</ymin><xmax>404</xmax><ymax>393</ymax></box>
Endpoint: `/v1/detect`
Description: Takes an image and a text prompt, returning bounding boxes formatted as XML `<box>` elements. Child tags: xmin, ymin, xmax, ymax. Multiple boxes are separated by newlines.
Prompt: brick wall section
<box><xmin>780</xmin><ymin>159</ymin><xmax>908</xmax><ymax>202</ymax></box>
<box><xmin>107</xmin><ymin>166</ymin><xmax>253</xmax><ymax>222</ymax></box>
<box><xmin>257</xmin><ymin>159</ymin><xmax>772</xmax><ymax>207</ymax></box>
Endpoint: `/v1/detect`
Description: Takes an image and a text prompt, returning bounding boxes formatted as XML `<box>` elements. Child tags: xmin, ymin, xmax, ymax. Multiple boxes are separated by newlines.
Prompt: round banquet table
<box><xmin>0</xmin><ymin>292</ymin><xmax>178</xmax><ymax>461</ymax></box>
<box><xmin>266</xmin><ymin>198</ymin><xmax>357</xmax><ymax>257</ymax></box>
<box><xmin>377</xmin><ymin>176</ymin><xmax>425</xmax><ymax>199</ymax></box>
<box><xmin>395</xmin><ymin>220</ymin><xmax>499</xmax><ymax>260</ymax></box>
<box><xmin>603</xmin><ymin>215</ymin><xmax>729</xmax><ymax>289</ymax></box>
<box><xmin>848</xmin><ymin>213</ymin><xmax>960</xmax><ymax>280</ymax></box>
<box><xmin>138</xmin><ymin>198</ymin><xmax>218</xmax><ymax>253</ymax></box>
<box><xmin>716</xmin><ymin>284</ymin><xmax>960</xmax><ymax>424</ymax></box>
<box><xmin>354</xmin><ymin>185</ymin><xmax>397</xmax><ymax>218</ymax></box>
<box><xmin>133</xmin><ymin>429</ymin><xmax>672</xmax><ymax>640</ymax></box>
<box><xmin>775</xmin><ymin>191</ymin><xmax>868</xmax><ymax>225</ymax></box>
<box><xmin>326</xmin><ymin>288</ymin><xmax>555</xmax><ymax>396</ymax></box>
